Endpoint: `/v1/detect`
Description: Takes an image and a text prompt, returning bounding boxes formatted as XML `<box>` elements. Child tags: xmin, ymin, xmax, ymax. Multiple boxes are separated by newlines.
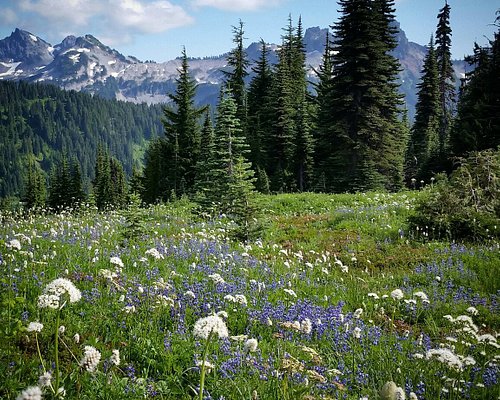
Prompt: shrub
<box><xmin>409</xmin><ymin>148</ymin><xmax>500</xmax><ymax>241</ymax></box>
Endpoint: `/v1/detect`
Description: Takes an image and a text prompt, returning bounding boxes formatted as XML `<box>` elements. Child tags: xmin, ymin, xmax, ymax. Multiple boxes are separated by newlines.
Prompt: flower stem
<box><xmin>35</xmin><ymin>332</ymin><xmax>46</xmax><ymax>373</ymax></box>
<box><xmin>54</xmin><ymin>309</ymin><xmax>60</xmax><ymax>396</ymax></box>
<box><xmin>199</xmin><ymin>329</ymin><xmax>214</xmax><ymax>400</ymax></box>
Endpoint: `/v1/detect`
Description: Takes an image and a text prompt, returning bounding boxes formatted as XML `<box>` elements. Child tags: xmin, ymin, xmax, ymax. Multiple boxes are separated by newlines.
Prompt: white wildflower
<box><xmin>193</xmin><ymin>315</ymin><xmax>229</xmax><ymax>340</ymax></box>
<box><xmin>380</xmin><ymin>381</ymin><xmax>406</xmax><ymax>400</ymax></box>
<box><xmin>145</xmin><ymin>248</ymin><xmax>164</xmax><ymax>259</ymax></box>
<box><xmin>110</xmin><ymin>349</ymin><xmax>120</xmax><ymax>366</ymax></box>
<box><xmin>217</xmin><ymin>310</ymin><xmax>228</xmax><ymax>319</ymax></box>
<box><xmin>16</xmin><ymin>386</ymin><xmax>42</xmax><ymax>400</ymax></box>
<box><xmin>73</xmin><ymin>333</ymin><xmax>80</xmax><ymax>343</ymax></box>
<box><xmin>38</xmin><ymin>371</ymin><xmax>52</xmax><ymax>388</ymax></box>
<box><xmin>123</xmin><ymin>305</ymin><xmax>136</xmax><ymax>313</ymax></box>
<box><xmin>196</xmin><ymin>359</ymin><xmax>215</xmax><ymax>373</ymax></box>
<box><xmin>353</xmin><ymin>308</ymin><xmax>363</xmax><ymax>319</ymax></box>
<box><xmin>208</xmin><ymin>273</ymin><xmax>225</xmax><ymax>284</ymax></box>
<box><xmin>58</xmin><ymin>325</ymin><xmax>65</xmax><ymax>334</ymax></box>
<box><xmin>99</xmin><ymin>269</ymin><xmax>117</xmax><ymax>280</ymax></box>
<box><xmin>466</xmin><ymin>306</ymin><xmax>478</xmax><ymax>316</ymax></box>
<box><xmin>426</xmin><ymin>348</ymin><xmax>463</xmax><ymax>371</ymax></box>
<box><xmin>413</xmin><ymin>291</ymin><xmax>428</xmax><ymax>302</ymax></box>
<box><xmin>184</xmin><ymin>290</ymin><xmax>196</xmax><ymax>299</ymax></box>
<box><xmin>301</xmin><ymin>318</ymin><xmax>313</xmax><ymax>334</ymax></box>
<box><xmin>37</xmin><ymin>278</ymin><xmax>81</xmax><ymax>309</ymax></box>
<box><xmin>390</xmin><ymin>289</ymin><xmax>404</xmax><ymax>301</ymax></box>
<box><xmin>7</xmin><ymin>239</ymin><xmax>22</xmax><ymax>250</ymax></box>
<box><xmin>230</xmin><ymin>334</ymin><xmax>248</xmax><ymax>341</ymax></box>
<box><xmin>367</xmin><ymin>292</ymin><xmax>379</xmax><ymax>300</ymax></box>
<box><xmin>409</xmin><ymin>393</ymin><xmax>418</xmax><ymax>400</ymax></box>
<box><xmin>235</xmin><ymin>294</ymin><xmax>248</xmax><ymax>306</ymax></box>
<box><xmin>284</xmin><ymin>288</ymin><xmax>297</xmax><ymax>298</ymax></box>
<box><xmin>27</xmin><ymin>322</ymin><xmax>43</xmax><ymax>333</ymax></box>
<box><xmin>244</xmin><ymin>338</ymin><xmax>259</xmax><ymax>353</ymax></box>
<box><xmin>80</xmin><ymin>345</ymin><xmax>101</xmax><ymax>373</ymax></box>
<box><xmin>110</xmin><ymin>256</ymin><xmax>124</xmax><ymax>269</ymax></box>
<box><xmin>353</xmin><ymin>326</ymin><xmax>362</xmax><ymax>339</ymax></box>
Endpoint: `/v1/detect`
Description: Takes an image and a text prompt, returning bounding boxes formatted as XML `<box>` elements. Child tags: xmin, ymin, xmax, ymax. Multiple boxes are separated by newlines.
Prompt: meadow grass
<box><xmin>0</xmin><ymin>192</ymin><xmax>498</xmax><ymax>399</ymax></box>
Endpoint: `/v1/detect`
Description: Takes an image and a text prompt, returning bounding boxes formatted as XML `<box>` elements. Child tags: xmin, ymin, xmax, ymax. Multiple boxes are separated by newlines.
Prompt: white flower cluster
<box><xmin>16</xmin><ymin>386</ymin><xmax>42</xmax><ymax>400</ymax></box>
<box><xmin>38</xmin><ymin>371</ymin><xmax>52</xmax><ymax>388</ymax></box>
<box><xmin>244</xmin><ymin>338</ymin><xmax>259</xmax><ymax>353</ymax></box>
<box><xmin>380</xmin><ymin>381</ymin><xmax>406</xmax><ymax>400</ymax></box>
<box><xmin>193</xmin><ymin>315</ymin><xmax>229</xmax><ymax>340</ymax></box>
<box><xmin>110</xmin><ymin>349</ymin><xmax>120</xmax><ymax>366</ymax></box>
<box><xmin>224</xmin><ymin>294</ymin><xmax>248</xmax><ymax>306</ymax></box>
<box><xmin>425</xmin><ymin>348</ymin><xmax>464</xmax><ymax>371</ymax></box>
<box><xmin>110</xmin><ymin>256</ymin><xmax>124</xmax><ymax>269</ymax></box>
<box><xmin>145</xmin><ymin>248</ymin><xmax>164</xmax><ymax>259</ymax></box>
<box><xmin>390</xmin><ymin>289</ymin><xmax>404</xmax><ymax>301</ymax></box>
<box><xmin>7</xmin><ymin>239</ymin><xmax>22</xmax><ymax>250</ymax></box>
<box><xmin>80</xmin><ymin>345</ymin><xmax>101</xmax><ymax>373</ymax></box>
<box><xmin>208</xmin><ymin>273</ymin><xmax>225</xmax><ymax>284</ymax></box>
<box><xmin>37</xmin><ymin>278</ymin><xmax>81</xmax><ymax>309</ymax></box>
<box><xmin>27</xmin><ymin>321</ymin><xmax>43</xmax><ymax>333</ymax></box>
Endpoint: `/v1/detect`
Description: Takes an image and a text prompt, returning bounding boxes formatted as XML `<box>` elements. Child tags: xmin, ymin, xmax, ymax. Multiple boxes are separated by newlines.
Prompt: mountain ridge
<box><xmin>0</xmin><ymin>25</ymin><xmax>464</xmax><ymax>118</ymax></box>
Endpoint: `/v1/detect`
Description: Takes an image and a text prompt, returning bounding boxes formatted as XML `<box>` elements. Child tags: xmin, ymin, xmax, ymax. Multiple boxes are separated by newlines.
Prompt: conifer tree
<box><xmin>313</xmin><ymin>30</ymin><xmax>334</xmax><ymax>191</ymax></box>
<box><xmin>451</xmin><ymin>23</ymin><xmax>500</xmax><ymax>156</ymax></box>
<box><xmin>22</xmin><ymin>157</ymin><xmax>46</xmax><ymax>209</ymax></box>
<box><xmin>223</xmin><ymin>20</ymin><xmax>249</xmax><ymax>134</ymax></box>
<box><xmin>435</xmin><ymin>1</ymin><xmax>455</xmax><ymax>160</ymax></box>
<box><xmin>325</xmin><ymin>0</ymin><xmax>405</xmax><ymax>192</ymax></box>
<box><xmin>194</xmin><ymin>109</ymin><xmax>215</xmax><ymax>198</ymax></box>
<box><xmin>406</xmin><ymin>36</ymin><xmax>441</xmax><ymax>181</ymax></box>
<box><xmin>197</xmin><ymin>89</ymin><xmax>256</xmax><ymax>232</ymax></box>
<box><xmin>142</xmin><ymin>137</ymin><xmax>169</xmax><ymax>204</ymax></box>
<box><xmin>163</xmin><ymin>47</ymin><xmax>204</xmax><ymax>198</ymax></box>
<box><xmin>247</xmin><ymin>39</ymin><xmax>274</xmax><ymax>182</ymax></box>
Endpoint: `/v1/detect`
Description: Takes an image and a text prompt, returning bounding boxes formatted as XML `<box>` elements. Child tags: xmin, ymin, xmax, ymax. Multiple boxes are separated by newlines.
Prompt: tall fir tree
<box><xmin>223</xmin><ymin>20</ymin><xmax>249</xmax><ymax>137</ymax></box>
<box><xmin>325</xmin><ymin>0</ymin><xmax>405</xmax><ymax>192</ymax></box>
<box><xmin>93</xmin><ymin>146</ymin><xmax>127</xmax><ymax>209</ymax></box>
<box><xmin>435</xmin><ymin>1</ymin><xmax>455</xmax><ymax>163</ymax></box>
<box><xmin>197</xmin><ymin>89</ymin><xmax>255</xmax><ymax>225</ymax></box>
<box><xmin>247</xmin><ymin>39</ymin><xmax>274</xmax><ymax>186</ymax></box>
<box><xmin>22</xmin><ymin>157</ymin><xmax>46</xmax><ymax>209</ymax></box>
<box><xmin>451</xmin><ymin>21</ymin><xmax>500</xmax><ymax>156</ymax></box>
<box><xmin>292</xmin><ymin>16</ymin><xmax>314</xmax><ymax>191</ymax></box>
<box><xmin>406</xmin><ymin>36</ymin><xmax>441</xmax><ymax>181</ymax></box>
<box><xmin>142</xmin><ymin>137</ymin><xmax>169</xmax><ymax>204</ymax></box>
<box><xmin>162</xmin><ymin>47</ymin><xmax>204</xmax><ymax>198</ymax></box>
<box><xmin>313</xmin><ymin>30</ymin><xmax>334</xmax><ymax>191</ymax></box>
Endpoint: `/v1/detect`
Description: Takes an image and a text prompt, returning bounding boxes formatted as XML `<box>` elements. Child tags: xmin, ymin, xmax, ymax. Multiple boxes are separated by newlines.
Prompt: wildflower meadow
<box><xmin>1</xmin><ymin>192</ymin><xmax>498</xmax><ymax>399</ymax></box>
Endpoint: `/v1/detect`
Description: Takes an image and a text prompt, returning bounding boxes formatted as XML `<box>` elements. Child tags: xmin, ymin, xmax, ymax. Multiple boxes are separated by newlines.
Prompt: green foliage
<box><xmin>195</xmin><ymin>90</ymin><xmax>258</xmax><ymax>240</ymax></box>
<box><xmin>321</xmin><ymin>0</ymin><xmax>405</xmax><ymax>192</ymax></box>
<box><xmin>0</xmin><ymin>81</ymin><xmax>163</xmax><ymax>199</ymax></box>
<box><xmin>409</xmin><ymin>148</ymin><xmax>500</xmax><ymax>241</ymax></box>
<box><xmin>406</xmin><ymin>36</ymin><xmax>441</xmax><ymax>182</ymax></box>
<box><xmin>93</xmin><ymin>146</ymin><xmax>127</xmax><ymax>210</ymax></box>
<box><xmin>120</xmin><ymin>192</ymin><xmax>146</xmax><ymax>243</ymax></box>
<box><xmin>22</xmin><ymin>156</ymin><xmax>47</xmax><ymax>209</ymax></box>
<box><xmin>451</xmin><ymin>28</ymin><xmax>500</xmax><ymax>156</ymax></box>
<box><xmin>162</xmin><ymin>48</ymin><xmax>205</xmax><ymax>199</ymax></box>
<box><xmin>435</xmin><ymin>1</ymin><xmax>456</xmax><ymax>160</ymax></box>
<box><xmin>48</xmin><ymin>155</ymin><xmax>86</xmax><ymax>209</ymax></box>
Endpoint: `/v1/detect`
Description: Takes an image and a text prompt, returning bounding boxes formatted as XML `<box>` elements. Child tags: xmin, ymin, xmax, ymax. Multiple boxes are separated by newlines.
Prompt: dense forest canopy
<box><xmin>0</xmin><ymin>80</ymin><xmax>163</xmax><ymax>199</ymax></box>
<box><xmin>0</xmin><ymin>2</ymin><xmax>498</xmax><ymax>211</ymax></box>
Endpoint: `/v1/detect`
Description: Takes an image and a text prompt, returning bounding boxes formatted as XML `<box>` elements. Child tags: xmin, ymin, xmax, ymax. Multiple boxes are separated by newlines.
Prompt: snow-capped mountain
<box><xmin>0</xmin><ymin>26</ymin><xmax>463</xmax><ymax>117</ymax></box>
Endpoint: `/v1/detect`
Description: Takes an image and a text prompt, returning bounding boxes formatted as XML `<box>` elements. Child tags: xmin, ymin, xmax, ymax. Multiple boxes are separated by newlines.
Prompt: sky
<box><xmin>0</xmin><ymin>0</ymin><xmax>498</xmax><ymax>62</ymax></box>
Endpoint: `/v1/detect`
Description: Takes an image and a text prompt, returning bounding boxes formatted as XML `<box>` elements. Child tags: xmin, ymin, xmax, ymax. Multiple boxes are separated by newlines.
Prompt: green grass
<box><xmin>0</xmin><ymin>192</ymin><xmax>498</xmax><ymax>400</ymax></box>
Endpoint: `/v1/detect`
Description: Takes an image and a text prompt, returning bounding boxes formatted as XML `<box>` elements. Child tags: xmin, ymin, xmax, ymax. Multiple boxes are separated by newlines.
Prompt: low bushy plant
<box><xmin>409</xmin><ymin>148</ymin><xmax>500</xmax><ymax>241</ymax></box>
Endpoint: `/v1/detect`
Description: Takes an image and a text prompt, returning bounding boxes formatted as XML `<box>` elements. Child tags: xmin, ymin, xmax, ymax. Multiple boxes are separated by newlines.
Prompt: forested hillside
<box><xmin>0</xmin><ymin>81</ymin><xmax>163</xmax><ymax>199</ymax></box>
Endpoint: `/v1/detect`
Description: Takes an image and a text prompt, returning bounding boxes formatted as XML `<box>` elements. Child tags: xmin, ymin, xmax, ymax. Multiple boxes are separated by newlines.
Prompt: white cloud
<box><xmin>192</xmin><ymin>0</ymin><xmax>284</xmax><ymax>12</ymax></box>
<box><xmin>0</xmin><ymin>8</ymin><xmax>19</xmax><ymax>25</ymax></box>
<box><xmin>14</xmin><ymin>0</ymin><xmax>193</xmax><ymax>42</ymax></box>
<box><xmin>109</xmin><ymin>0</ymin><xmax>193</xmax><ymax>33</ymax></box>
